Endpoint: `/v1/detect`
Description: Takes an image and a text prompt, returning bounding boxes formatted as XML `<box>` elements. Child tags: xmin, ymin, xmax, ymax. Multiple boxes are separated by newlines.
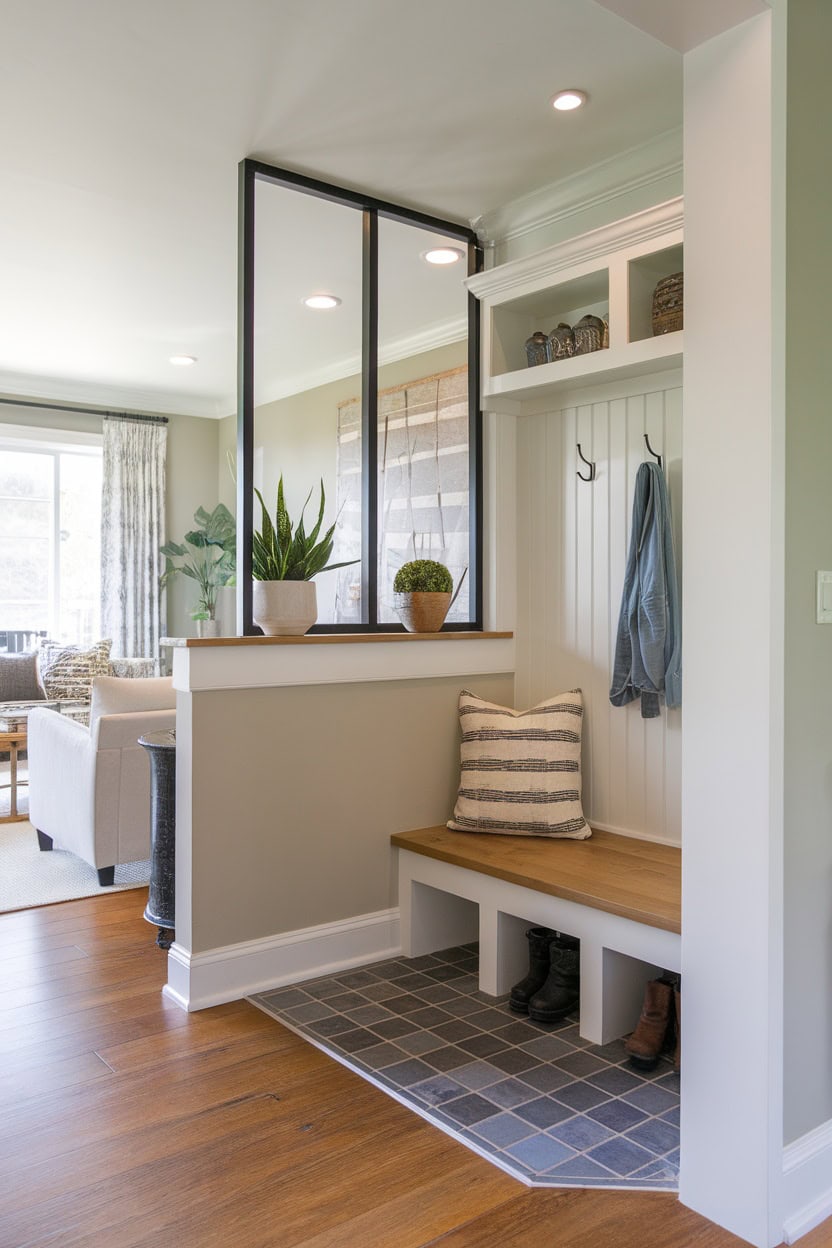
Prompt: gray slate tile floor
<box><xmin>250</xmin><ymin>944</ymin><xmax>679</xmax><ymax>1190</ymax></box>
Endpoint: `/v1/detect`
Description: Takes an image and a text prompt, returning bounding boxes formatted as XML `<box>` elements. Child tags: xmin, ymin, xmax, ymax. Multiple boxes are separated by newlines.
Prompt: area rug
<box><xmin>0</xmin><ymin>819</ymin><xmax>150</xmax><ymax>912</ymax></box>
<box><xmin>250</xmin><ymin>944</ymin><xmax>680</xmax><ymax>1191</ymax></box>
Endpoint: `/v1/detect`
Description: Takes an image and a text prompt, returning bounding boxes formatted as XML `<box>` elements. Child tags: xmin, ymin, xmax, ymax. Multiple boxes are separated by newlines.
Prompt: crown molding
<box><xmin>256</xmin><ymin>315</ymin><xmax>468</xmax><ymax>407</ymax></box>
<box><xmin>465</xmin><ymin>196</ymin><xmax>683</xmax><ymax>302</ymax></box>
<box><xmin>470</xmin><ymin>127</ymin><xmax>682</xmax><ymax>249</ymax></box>
<box><xmin>0</xmin><ymin>370</ymin><xmax>230</xmax><ymax>420</ymax></box>
<box><xmin>0</xmin><ymin>314</ymin><xmax>469</xmax><ymax>420</ymax></box>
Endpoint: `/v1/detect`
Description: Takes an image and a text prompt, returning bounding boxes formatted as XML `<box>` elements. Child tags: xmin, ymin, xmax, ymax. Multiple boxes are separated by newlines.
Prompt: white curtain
<box><xmin>100</xmin><ymin>417</ymin><xmax>167</xmax><ymax>658</ymax></box>
<box><xmin>333</xmin><ymin>365</ymin><xmax>470</xmax><ymax>624</ymax></box>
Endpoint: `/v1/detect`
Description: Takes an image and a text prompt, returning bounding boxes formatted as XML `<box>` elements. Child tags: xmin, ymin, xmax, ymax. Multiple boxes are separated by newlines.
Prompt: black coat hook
<box><xmin>644</xmin><ymin>433</ymin><xmax>663</xmax><ymax>470</ymax></box>
<box><xmin>576</xmin><ymin>443</ymin><xmax>596</xmax><ymax>482</ymax></box>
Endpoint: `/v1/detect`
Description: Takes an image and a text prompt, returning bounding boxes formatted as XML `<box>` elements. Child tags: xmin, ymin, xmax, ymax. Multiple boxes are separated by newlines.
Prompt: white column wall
<box><xmin>680</xmin><ymin>13</ymin><xmax>785</xmax><ymax>1248</ymax></box>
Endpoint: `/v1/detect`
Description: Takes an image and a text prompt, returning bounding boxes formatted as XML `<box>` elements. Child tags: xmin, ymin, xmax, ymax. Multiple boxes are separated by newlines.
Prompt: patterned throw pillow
<box><xmin>447</xmin><ymin>688</ymin><xmax>591</xmax><ymax>840</ymax></box>
<box><xmin>38</xmin><ymin>639</ymin><xmax>113</xmax><ymax>702</ymax></box>
<box><xmin>0</xmin><ymin>651</ymin><xmax>45</xmax><ymax>703</ymax></box>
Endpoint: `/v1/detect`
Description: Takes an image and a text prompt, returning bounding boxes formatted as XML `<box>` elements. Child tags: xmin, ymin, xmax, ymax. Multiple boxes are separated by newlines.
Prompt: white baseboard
<box><xmin>782</xmin><ymin>1118</ymin><xmax>832</xmax><ymax>1243</ymax></box>
<box><xmin>163</xmin><ymin>907</ymin><xmax>401</xmax><ymax>1012</ymax></box>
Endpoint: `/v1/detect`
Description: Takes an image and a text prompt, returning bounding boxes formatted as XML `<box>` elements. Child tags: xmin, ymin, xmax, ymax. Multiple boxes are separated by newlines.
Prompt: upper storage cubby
<box><xmin>466</xmin><ymin>198</ymin><xmax>683</xmax><ymax>412</ymax></box>
<box><xmin>628</xmin><ymin>243</ymin><xmax>684</xmax><ymax>343</ymax></box>
<box><xmin>491</xmin><ymin>268</ymin><xmax>609</xmax><ymax>376</ymax></box>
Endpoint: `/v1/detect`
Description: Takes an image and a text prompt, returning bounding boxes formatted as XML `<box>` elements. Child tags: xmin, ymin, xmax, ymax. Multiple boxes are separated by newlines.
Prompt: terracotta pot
<box><xmin>252</xmin><ymin>580</ymin><xmax>317</xmax><ymax>636</ymax></box>
<box><xmin>394</xmin><ymin>591</ymin><xmax>451</xmax><ymax>633</ymax></box>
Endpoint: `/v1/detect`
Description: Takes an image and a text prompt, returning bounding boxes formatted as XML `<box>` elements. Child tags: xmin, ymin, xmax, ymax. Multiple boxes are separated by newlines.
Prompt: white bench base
<box><xmin>398</xmin><ymin>848</ymin><xmax>681</xmax><ymax>1046</ymax></box>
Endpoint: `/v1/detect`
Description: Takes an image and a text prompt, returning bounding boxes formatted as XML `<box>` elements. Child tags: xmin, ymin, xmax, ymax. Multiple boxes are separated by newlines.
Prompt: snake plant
<box><xmin>252</xmin><ymin>477</ymin><xmax>357</xmax><ymax>581</ymax></box>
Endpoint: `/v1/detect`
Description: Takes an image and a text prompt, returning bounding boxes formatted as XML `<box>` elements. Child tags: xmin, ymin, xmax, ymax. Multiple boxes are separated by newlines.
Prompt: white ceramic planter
<box><xmin>252</xmin><ymin>580</ymin><xmax>317</xmax><ymax>636</ymax></box>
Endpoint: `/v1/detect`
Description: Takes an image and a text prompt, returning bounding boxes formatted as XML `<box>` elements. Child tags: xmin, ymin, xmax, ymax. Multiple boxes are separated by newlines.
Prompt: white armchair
<box><xmin>28</xmin><ymin>676</ymin><xmax>176</xmax><ymax>886</ymax></box>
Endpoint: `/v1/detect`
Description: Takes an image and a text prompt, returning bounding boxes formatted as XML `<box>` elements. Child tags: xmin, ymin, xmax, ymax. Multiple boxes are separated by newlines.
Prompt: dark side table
<box><xmin>138</xmin><ymin>728</ymin><xmax>176</xmax><ymax>949</ymax></box>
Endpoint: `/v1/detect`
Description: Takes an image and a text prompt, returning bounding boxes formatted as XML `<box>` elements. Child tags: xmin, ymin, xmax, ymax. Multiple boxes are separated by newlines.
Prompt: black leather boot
<box><xmin>509</xmin><ymin>927</ymin><xmax>555</xmax><ymax>1014</ymax></box>
<box><xmin>528</xmin><ymin>937</ymin><xmax>580</xmax><ymax>1023</ymax></box>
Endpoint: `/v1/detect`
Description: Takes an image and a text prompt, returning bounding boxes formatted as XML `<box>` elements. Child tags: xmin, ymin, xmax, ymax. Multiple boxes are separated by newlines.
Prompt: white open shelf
<box><xmin>467</xmin><ymin>197</ymin><xmax>684</xmax><ymax>414</ymax></box>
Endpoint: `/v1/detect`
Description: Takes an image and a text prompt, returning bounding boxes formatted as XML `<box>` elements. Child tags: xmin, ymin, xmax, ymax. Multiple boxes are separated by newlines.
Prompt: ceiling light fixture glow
<box><xmin>423</xmin><ymin>247</ymin><xmax>465</xmax><ymax>266</ymax></box>
<box><xmin>169</xmin><ymin>354</ymin><xmax>197</xmax><ymax>365</ymax></box>
<box><xmin>552</xmin><ymin>89</ymin><xmax>587</xmax><ymax>112</ymax></box>
<box><xmin>303</xmin><ymin>293</ymin><xmax>341</xmax><ymax>309</ymax></box>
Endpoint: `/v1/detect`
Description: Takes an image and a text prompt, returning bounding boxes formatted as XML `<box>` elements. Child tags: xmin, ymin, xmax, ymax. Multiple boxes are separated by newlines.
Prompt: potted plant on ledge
<box><xmin>393</xmin><ymin>559</ymin><xmax>454</xmax><ymax>632</ymax></box>
<box><xmin>160</xmin><ymin>503</ymin><xmax>236</xmax><ymax>637</ymax></box>
<box><xmin>252</xmin><ymin>477</ymin><xmax>356</xmax><ymax>636</ymax></box>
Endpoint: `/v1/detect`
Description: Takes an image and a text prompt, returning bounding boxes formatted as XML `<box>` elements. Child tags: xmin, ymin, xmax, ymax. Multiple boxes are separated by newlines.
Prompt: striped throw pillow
<box><xmin>447</xmin><ymin>689</ymin><xmax>590</xmax><ymax>840</ymax></box>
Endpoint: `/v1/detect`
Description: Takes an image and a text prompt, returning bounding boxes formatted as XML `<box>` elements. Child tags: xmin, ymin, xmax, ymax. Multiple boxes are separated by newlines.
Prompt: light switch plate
<box><xmin>816</xmin><ymin>571</ymin><xmax>832</xmax><ymax>623</ymax></box>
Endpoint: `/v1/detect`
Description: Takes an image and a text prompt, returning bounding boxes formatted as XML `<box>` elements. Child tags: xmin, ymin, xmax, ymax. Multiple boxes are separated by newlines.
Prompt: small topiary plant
<box><xmin>393</xmin><ymin>559</ymin><xmax>453</xmax><ymax>594</ymax></box>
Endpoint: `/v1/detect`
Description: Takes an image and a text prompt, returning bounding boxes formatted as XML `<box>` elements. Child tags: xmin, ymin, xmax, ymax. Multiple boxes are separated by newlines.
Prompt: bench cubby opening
<box><xmin>394</xmin><ymin>826</ymin><xmax>681</xmax><ymax>1047</ymax></box>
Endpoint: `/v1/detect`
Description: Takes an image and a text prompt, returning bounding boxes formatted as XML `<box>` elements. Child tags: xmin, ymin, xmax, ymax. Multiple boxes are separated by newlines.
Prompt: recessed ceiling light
<box><xmin>423</xmin><ymin>247</ymin><xmax>465</xmax><ymax>266</ymax></box>
<box><xmin>303</xmin><ymin>293</ymin><xmax>341</xmax><ymax>309</ymax></box>
<box><xmin>552</xmin><ymin>89</ymin><xmax>587</xmax><ymax>112</ymax></box>
<box><xmin>169</xmin><ymin>354</ymin><xmax>197</xmax><ymax>366</ymax></box>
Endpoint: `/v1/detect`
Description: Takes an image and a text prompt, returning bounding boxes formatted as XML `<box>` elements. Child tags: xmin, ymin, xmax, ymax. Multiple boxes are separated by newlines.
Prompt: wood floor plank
<box><xmin>290</xmin><ymin>1161</ymin><xmax>519</xmax><ymax>1248</ymax></box>
<box><xmin>0</xmin><ymin>1049</ymin><xmax>113</xmax><ymax>1106</ymax></box>
<box><xmin>0</xmin><ymin>981</ymin><xmax>192</xmax><ymax>1042</ymax></box>
<box><xmin>420</xmin><ymin>1187</ymin><xmax>751</xmax><ymax>1248</ymax></box>
<box><xmin>0</xmin><ymin>998</ymin><xmax>196</xmax><ymax>1075</ymax></box>
<box><xmin>0</xmin><ymin>1035</ymin><xmax>304</xmax><ymax>1219</ymax></box>
<box><xmin>0</xmin><ymin>891</ymin><xmax>825</xmax><ymax>1248</ymax></box>
<box><xmin>95</xmin><ymin>1001</ymin><xmax>280</xmax><ymax>1073</ymax></box>
<box><xmin>0</xmin><ymin>1034</ymin><xmax>322</xmax><ymax>1171</ymax></box>
<box><xmin>0</xmin><ymin>941</ymin><xmax>90</xmax><ymax>971</ymax></box>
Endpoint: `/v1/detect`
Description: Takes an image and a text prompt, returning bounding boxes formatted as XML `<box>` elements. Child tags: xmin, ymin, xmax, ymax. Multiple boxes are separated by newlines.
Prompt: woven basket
<box><xmin>652</xmin><ymin>272</ymin><xmax>684</xmax><ymax>335</ymax></box>
<box><xmin>394</xmin><ymin>592</ymin><xmax>451</xmax><ymax>633</ymax></box>
<box><xmin>573</xmin><ymin>314</ymin><xmax>606</xmax><ymax>355</ymax></box>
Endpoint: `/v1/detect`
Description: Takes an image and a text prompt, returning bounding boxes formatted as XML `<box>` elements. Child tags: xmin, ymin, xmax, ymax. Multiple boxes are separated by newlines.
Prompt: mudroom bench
<box><xmin>391</xmin><ymin>825</ymin><xmax>681</xmax><ymax>1046</ymax></box>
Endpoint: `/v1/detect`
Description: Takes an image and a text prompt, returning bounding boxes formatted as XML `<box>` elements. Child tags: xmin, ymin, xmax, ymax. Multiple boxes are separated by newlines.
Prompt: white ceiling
<box><xmin>0</xmin><ymin>0</ymin><xmax>686</xmax><ymax>419</ymax></box>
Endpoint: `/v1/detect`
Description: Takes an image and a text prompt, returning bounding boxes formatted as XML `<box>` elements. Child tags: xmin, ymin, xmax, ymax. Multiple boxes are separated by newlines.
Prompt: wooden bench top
<box><xmin>391</xmin><ymin>826</ymin><xmax>681</xmax><ymax>935</ymax></box>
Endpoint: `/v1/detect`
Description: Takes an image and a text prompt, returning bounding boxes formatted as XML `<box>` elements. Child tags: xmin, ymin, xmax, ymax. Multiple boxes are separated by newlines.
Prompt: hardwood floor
<box><xmin>0</xmin><ymin>890</ymin><xmax>828</xmax><ymax>1248</ymax></box>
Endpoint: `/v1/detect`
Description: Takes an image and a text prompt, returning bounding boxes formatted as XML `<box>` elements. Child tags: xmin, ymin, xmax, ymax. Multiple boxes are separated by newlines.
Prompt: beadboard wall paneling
<box><xmin>516</xmin><ymin>379</ymin><xmax>683</xmax><ymax>845</ymax></box>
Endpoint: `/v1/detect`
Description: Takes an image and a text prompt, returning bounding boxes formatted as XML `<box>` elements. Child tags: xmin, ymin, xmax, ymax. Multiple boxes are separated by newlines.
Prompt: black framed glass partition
<box><xmin>237</xmin><ymin>158</ymin><xmax>482</xmax><ymax>633</ymax></box>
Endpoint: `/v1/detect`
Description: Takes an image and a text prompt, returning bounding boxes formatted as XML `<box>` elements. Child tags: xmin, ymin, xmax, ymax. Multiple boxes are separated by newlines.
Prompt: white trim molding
<box><xmin>782</xmin><ymin>1119</ymin><xmax>832</xmax><ymax>1243</ymax></box>
<box><xmin>0</xmin><ymin>371</ymin><xmax>228</xmax><ymax>420</ymax></box>
<box><xmin>466</xmin><ymin>197</ymin><xmax>683</xmax><ymax>304</ymax></box>
<box><xmin>164</xmin><ymin>907</ymin><xmax>402</xmax><ymax>1013</ymax></box>
<box><xmin>172</xmin><ymin>634</ymin><xmax>515</xmax><ymax>693</ymax></box>
<box><xmin>471</xmin><ymin>128</ymin><xmax>682</xmax><ymax>250</ymax></box>
<box><xmin>257</xmin><ymin>315</ymin><xmax>468</xmax><ymax>407</ymax></box>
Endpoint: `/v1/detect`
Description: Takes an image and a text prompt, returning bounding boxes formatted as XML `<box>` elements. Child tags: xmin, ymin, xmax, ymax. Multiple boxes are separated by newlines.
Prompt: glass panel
<box><xmin>376</xmin><ymin>217</ymin><xmax>471</xmax><ymax>624</ymax></box>
<box><xmin>253</xmin><ymin>180</ymin><xmax>364</xmax><ymax>626</ymax></box>
<box><xmin>0</xmin><ymin>449</ymin><xmax>53</xmax><ymax>633</ymax></box>
<box><xmin>58</xmin><ymin>451</ymin><xmax>102</xmax><ymax>644</ymax></box>
<box><xmin>0</xmin><ymin>444</ymin><xmax>102</xmax><ymax>643</ymax></box>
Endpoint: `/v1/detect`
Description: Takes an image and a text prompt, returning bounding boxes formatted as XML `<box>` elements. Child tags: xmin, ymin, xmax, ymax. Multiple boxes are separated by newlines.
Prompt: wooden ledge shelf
<box><xmin>169</xmin><ymin>631</ymin><xmax>512</xmax><ymax>648</ymax></box>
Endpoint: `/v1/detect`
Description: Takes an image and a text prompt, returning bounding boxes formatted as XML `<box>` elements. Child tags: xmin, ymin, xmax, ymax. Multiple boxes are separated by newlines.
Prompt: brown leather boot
<box><xmin>673</xmin><ymin>986</ymin><xmax>681</xmax><ymax>1072</ymax></box>
<box><xmin>625</xmin><ymin>978</ymin><xmax>673</xmax><ymax>1071</ymax></box>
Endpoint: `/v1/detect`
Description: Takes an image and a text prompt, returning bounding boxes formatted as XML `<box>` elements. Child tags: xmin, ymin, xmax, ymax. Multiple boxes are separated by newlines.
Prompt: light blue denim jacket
<box><xmin>609</xmin><ymin>461</ymin><xmax>681</xmax><ymax>719</ymax></box>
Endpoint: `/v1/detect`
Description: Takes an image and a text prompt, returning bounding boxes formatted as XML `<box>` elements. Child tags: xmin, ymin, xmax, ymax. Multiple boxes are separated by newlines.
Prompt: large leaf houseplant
<box><xmin>252</xmin><ymin>477</ymin><xmax>355</xmax><ymax>635</ymax></box>
<box><xmin>161</xmin><ymin>503</ymin><xmax>236</xmax><ymax>636</ymax></box>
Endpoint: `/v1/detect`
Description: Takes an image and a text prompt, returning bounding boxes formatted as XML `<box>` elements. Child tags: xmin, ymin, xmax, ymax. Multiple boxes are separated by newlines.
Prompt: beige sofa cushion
<box><xmin>89</xmin><ymin>675</ymin><xmax>175</xmax><ymax>732</ymax></box>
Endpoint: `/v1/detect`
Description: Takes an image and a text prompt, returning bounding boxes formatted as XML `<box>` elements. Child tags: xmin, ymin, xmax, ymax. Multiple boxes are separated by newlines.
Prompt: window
<box><xmin>0</xmin><ymin>427</ymin><xmax>103</xmax><ymax>645</ymax></box>
<box><xmin>238</xmin><ymin>159</ymin><xmax>483</xmax><ymax>632</ymax></box>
